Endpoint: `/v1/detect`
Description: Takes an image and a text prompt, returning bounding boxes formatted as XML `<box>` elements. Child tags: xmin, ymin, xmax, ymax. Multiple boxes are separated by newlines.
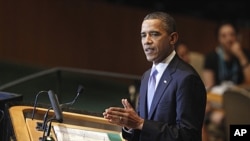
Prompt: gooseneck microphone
<box><xmin>40</xmin><ymin>90</ymin><xmax>63</xmax><ymax>141</ymax></box>
<box><xmin>59</xmin><ymin>85</ymin><xmax>84</xmax><ymax>108</ymax></box>
<box><xmin>47</xmin><ymin>90</ymin><xmax>63</xmax><ymax>122</ymax></box>
<box><xmin>36</xmin><ymin>85</ymin><xmax>84</xmax><ymax>130</ymax></box>
<box><xmin>39</xmin><ymin>86</ymin><xmax>84</xmax><ymax>141</ymax></box>
<box><xmin>31</xmin><ymin>91</ymin><xmax>48</xmax><ymax>120</ymax></box>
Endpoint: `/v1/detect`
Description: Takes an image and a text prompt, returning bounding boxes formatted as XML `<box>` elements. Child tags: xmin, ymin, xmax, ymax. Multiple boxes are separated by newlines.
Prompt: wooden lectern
<box><xmin>8</xmin><ymin>105</ymin><xmax>124</xmax><ymax>141</ymax></box>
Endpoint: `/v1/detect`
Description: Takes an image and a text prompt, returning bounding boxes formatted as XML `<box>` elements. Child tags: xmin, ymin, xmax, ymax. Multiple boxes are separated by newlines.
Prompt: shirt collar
<box><xmin>151</xmin><ymin>50</ymin><xmax>176</xmax><ymax>75</ymax></box>
<box><xmin>149</xmin><ymin>51</ymin><xmax>176</xmax><ymax>88</ymax></box>
<box><xmin>153</xmin><ymin>50</ymin><xmax>176</xmax><ymax>70</ymax></box>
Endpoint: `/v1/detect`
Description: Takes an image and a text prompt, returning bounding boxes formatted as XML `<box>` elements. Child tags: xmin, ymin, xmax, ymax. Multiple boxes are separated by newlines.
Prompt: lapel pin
<box><xmin>164</xmin><ymin>80</ymin><xmax>167</xmax><ymax>84</ymax></box>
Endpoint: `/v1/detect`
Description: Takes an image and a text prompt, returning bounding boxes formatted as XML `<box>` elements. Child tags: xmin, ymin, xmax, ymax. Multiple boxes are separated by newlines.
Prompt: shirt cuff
<box><xmin>122</xmin><ymin>127</ymin><xmax>133</xmax><ymax>134</ymax></box>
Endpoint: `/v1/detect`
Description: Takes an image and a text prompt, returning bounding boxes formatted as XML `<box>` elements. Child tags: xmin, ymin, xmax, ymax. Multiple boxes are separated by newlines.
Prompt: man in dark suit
<box><xmin>103</xmin><ymin>11</ymin><xmax>206</xmax><ymax>141</ymax></box>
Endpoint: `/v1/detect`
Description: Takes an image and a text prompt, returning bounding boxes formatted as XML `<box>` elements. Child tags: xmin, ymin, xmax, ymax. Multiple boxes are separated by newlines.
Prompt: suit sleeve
<box><xmin>121</xmin><ymin>73</ymin><xmax>145</xmax><ymax>141</ymax></box>
<box><xmin>139</xmin><ymin>75</ymin><xmax>207</xmax><ymax>141</ymax></box>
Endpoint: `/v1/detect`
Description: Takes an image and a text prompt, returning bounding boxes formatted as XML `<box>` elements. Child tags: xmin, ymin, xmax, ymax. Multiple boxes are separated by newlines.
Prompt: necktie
<box><xmin>147</xmin><ymin>68</ymin><xmax>158</xmax><ymax>113</ymax></box>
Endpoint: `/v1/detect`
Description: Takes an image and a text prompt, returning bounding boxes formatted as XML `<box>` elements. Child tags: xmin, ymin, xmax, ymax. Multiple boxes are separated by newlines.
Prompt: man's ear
<box><xmin>170</xmin><ymin>32</ymin><xmax>178</xmax><ymax>45</ymax></box>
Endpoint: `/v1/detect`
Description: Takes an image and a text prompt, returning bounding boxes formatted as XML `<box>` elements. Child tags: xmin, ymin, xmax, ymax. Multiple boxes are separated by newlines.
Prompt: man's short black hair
<box><xmin>143</xmin><ymin>11</ymin><xmax>177</xmax><ymax>34</ymax></box>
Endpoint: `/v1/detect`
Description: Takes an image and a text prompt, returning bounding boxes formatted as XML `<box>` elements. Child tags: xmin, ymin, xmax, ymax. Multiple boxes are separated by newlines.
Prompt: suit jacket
<box><xmin>122</xmin><ymin>55</ymin><xmax>207</xmax><ymax>141</ymax></box>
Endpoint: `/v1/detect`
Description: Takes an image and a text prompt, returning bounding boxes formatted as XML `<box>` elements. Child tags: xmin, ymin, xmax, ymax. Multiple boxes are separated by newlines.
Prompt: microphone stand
<box><xmin>37</xmin><ymin>85</ymin><xmax>84</xmax><ymax>135</ymax></box>
<box><xmin>36</xmin><ymin>107</ymin><xmax>53</xmax><ymax>131</ymax></box>
<box><xmin>39</xmin><ymin>89</ymin><xmax>63</xmax><ymax>141</ymax></box>
<box><xmin>31</xmin><ymin>91</ymin><xmax>48</xmax><ymax>120</ymax></box>
<box><xmin>39</xmin><ymin>117</ymin><xmax>58</xmax><ymax>141</ymax></box>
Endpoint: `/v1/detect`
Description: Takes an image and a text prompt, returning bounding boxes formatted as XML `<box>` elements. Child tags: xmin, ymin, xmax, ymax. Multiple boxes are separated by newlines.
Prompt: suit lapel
<box><xmin>148</xmin><ymin>55</ymin><xmax>179</xmax><ymax>119</ymax></box>
<box><xmin>139</xmin><ymin>70</ymin><xmax>150</xmax><ymax>119</ymax></box>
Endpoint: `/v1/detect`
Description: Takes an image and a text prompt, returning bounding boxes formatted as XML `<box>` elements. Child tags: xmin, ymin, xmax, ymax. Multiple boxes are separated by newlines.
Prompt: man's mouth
<box><xmin>145</xmin><ymin>47</ymin><xmax>155</xmax><ymax>54</ymax></box>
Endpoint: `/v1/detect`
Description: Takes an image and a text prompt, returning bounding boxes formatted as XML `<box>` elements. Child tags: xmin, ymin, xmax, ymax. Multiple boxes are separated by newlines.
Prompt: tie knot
<box><xmin>151</xmin><ymin>67</ymin><xmax>158</xmax><ymax>77</ymax></box>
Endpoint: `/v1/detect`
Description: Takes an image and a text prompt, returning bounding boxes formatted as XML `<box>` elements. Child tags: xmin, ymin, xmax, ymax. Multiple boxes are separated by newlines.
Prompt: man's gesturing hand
<box><xmin>103</xmin><ymin>99</ymin><xmax>144</xmax><ymax>130</ymax></box>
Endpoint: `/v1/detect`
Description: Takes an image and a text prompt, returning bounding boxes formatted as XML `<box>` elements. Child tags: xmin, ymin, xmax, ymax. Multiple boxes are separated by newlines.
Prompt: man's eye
<box><xmin>151</xmin><ymin>32</ymin><xmax>160</xmax><ymax>36</ymax></box>
<box><xmin>141</xmin><ymin>34</ymin><xmax>146</xmax><ymax>38</ymax></box>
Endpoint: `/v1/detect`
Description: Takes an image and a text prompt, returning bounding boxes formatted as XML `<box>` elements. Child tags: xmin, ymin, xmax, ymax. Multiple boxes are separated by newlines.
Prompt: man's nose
<box><xmin>144</xmin><ymin>35</ymin><xmax>153</xmax><ymax>45</ymax></box>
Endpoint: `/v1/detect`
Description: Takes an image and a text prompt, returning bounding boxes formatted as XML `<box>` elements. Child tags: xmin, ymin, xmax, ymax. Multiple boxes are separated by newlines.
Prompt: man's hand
<box><xmin>103</xmin><ymin>99</ymin><xmax>144</xmax><ymax>130</ymax></box>
<box><xmin>231</xmin><ymin>41</ymin><xmax>249</xmax><ymax>67</ymax></box>
<box><xmin>231</xmin><ymin>41</ymin><xmax>244</xmax><ymax>58</ymax></box>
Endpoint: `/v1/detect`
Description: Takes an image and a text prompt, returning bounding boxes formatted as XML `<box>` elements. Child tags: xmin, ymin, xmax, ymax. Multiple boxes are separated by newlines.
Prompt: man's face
<box><xmin>218</xmin><ymin>24</ymin><xmax>237</xmax><ymax>53</ymax></box>
<box><xmin>141</xmin><ymin>19</ymin><xmax>173</xmax><ymax>64</ymax></box>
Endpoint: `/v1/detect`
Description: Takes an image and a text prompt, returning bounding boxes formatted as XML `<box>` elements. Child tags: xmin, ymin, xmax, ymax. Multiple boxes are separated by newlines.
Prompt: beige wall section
<box><xmin>0</xmin><ymin>0</ymin><xmax>249</xmax><ymax>75</ymax></box>
<box><xmin>189</xmin><ymin>51</ymin><xmax>205</xmax><ymax>81</ymax></box>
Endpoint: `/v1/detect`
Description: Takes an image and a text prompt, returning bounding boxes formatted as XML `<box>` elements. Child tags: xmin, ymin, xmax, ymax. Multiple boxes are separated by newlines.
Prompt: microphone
<box><xmin>39</xmin><ymin>86</ymin><xmax>84</xmax><ymax>140</ymax></box>
<box><xmin>59</xmin><ymin>85</ymin><xmax>84</xmax><ymax>108</ymax></box>
<box><xmin>31</xmin><ymin>91</ymin><xmax>48</xmax><ymax>120</ymax></box>
<box><xmin>36</xmin><ymin>85</ymin><xmax>84</xmax><ymax>130</ymax></box>
<box><xmin>39</xmin><ymin>90</ymin><xmax>63</xmax><ymax>140</ymax></box>
<box><xmin>48</xmin><ymin>90</ymin><xmax>63</xmax><ymax>122</ymax></box>
<box><xmin>39</xmin><ymin>90</ymin><xmax>63</xmax><ymax>141</ymax></box>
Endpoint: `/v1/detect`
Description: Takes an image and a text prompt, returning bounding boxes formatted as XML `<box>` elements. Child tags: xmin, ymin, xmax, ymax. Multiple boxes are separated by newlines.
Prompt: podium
<box><xmin>0</xmin><ymin>92</ymin><xmax>23</xmax><ymax>141</ymax></box>
<box><xmin>7</xmin><ymin>105</ymin><xmax>123</xmax><ymax>141</ymax></box>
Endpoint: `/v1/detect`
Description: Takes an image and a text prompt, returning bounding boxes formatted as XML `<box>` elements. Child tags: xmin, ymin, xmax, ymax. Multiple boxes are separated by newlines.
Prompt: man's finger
<box><xmin>122</xmin><ymin>99</ymin><xmax>127</xmax><ymax>109</ymax></box>
<box><xmin>107</xmin><ymin>107</ymin><xmax>125</xmax><ymax>112</ymax></box>
<box><xmin>122</xmin><ymin>99</ymin><xmax>134</xmax><ymax>110</ymax></box>
<box><xmin>124</xmin><ymin>99</ymin><xmax>133</xmax><ymax>109</ymax></box>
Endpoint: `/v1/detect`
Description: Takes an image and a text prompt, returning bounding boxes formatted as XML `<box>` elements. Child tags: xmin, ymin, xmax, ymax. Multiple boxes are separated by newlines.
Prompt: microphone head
<box><xmin>48</xmin><ymin>90</ymin><xmax>63</xmax><ymax>122</ymax></box>
<box><xmin>77</xmin><ymin>85</ymin><xmax>84</xmax><ymax>94</ymax></box>
<box><xmin>59</xmin><ymin>85</ymin><xmax>85</xmax><ymax>109</ymax></box>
